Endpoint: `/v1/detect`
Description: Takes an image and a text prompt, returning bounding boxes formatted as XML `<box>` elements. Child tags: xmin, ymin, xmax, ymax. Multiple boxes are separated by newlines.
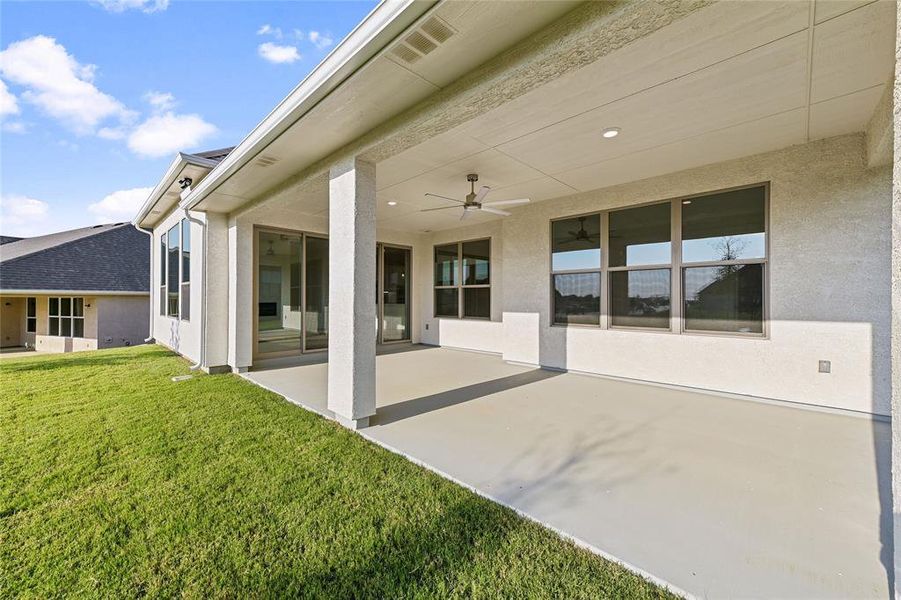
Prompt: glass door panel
<box><xmin>257</xmin><ymin>231</ymin><xmax>303</xmax><ymax>355</ymax></box>
<box><xmin>304</xmin><ymin>236</ymin><xmax>329</xmax><ymax>351</ymax></box>
<box><xmin>381</xmin><ymin>246</ymin><xmax>410</xmax><ymax>342</ymax></box>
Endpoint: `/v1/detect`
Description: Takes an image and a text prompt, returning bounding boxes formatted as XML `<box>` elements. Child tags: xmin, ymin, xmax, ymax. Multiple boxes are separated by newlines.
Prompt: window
<box><xmin>160</xmin><ymin>219</ymin><xmax>191</xmax><ymax>320</ymax></box>
<box><xmin>159</xmin><ymin>232</ymin><xmax>166</xmax><ymax>316</ymax></box>
<box><xmin>48</xmin><ymin>297</ymin><xmax>84</xmax><ymax>338</ymax></box>
<box><xmin>549</xmin><ymin>184</ymin><xmax>768</xmax><ymax>336</ymax></box>
<box><xmin>433</xmin><ymin>239</ymin><xmax>490</xmax><ymax>319</ymax></box>
<box><xmin>682</xmin><ymin>187</ymin><xmax>766</xmax><ymax>333</ymax></box>
<box><xmin>608</xmin><ymin>203</ymin><xmax>671</xmax><ymax>329</ymax></box>
<box><xmin>26</xmin><ymin>297</ymin><xmax>36</xmax><ymax>333</ymax></box>
<box><xmin>180</xmin><ymin>219</ymin><xmax>191</xmax><ymax>321</ymax></box>
<box><xmin>167</xmin><ymin>223</ymin><xmax>180</xmax><ymax>317</ymax></box>
<box><xmin>551</xmin><ymin>215</ymin><xmax>601</xmax><ymax>325</ymax></box>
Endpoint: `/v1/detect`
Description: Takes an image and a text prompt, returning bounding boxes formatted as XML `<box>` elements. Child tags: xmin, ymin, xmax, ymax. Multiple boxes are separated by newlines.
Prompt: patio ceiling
<box><xmin>222</xmin><ymin>1</ymin><xmax>896</xmax><ymax>234</ymax></box>
<box><xmin>372</xmin><ymin>0</ymin><xmax>896</xmax><ymax>232</ymax></box>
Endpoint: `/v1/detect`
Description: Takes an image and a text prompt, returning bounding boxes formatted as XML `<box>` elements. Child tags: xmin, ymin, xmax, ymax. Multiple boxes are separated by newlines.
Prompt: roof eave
<box><xmin>181</xmin><ymin>0</ymin><xmax>436</xmax><ymax>213</ymax></box>
<box><xmin>133</xmin><ymin>153</ymin><xmax>219</xmax><ymax>228</ymax></box>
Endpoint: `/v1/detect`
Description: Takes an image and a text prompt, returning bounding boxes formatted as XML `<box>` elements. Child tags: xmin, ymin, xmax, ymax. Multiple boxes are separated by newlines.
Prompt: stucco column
<box><xmin>203</xmin><ymin>211</ymin><xmax>229</xmax><ymax>372</ymax></box>
<box><xmin>227</xmin><ymin>217</ymin><xmax>253</xmax><ymax>372</ymax></box>
<box><xmin>327</xmin><ymin>156</ymin><xmax>377</xmax><ymax>429</ymax></box>
<box><xmin>891</xmin><ymin>3</ymin><xmax>900</xmax><ymax>597</ymax></box>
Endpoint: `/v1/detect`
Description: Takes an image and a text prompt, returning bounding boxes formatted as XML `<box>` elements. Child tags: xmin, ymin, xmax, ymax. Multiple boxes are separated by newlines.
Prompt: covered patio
<box><xmin>245</xmin><ymin>346</ymin><xmax>890</xmax><ymax>599</ymax></box>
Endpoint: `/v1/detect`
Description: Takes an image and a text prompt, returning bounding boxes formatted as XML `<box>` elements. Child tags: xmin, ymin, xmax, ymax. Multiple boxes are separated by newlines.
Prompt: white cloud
<box><xmin>0</xmin><ymin>79</ymin><xmax>18</xmax><ymax>116</ymax></box>
<box><xmin>258</xmin><ymin>42</ymin><xmax>300</xmax><ymax>64</ymax></box>
<box><xmin>308</xmin><ymin>31</ymin><xmax>334</xmax><ymax>50</ymax></box>
<box><xmin>143</xmin><ymin>90</ymin><xmax>176</xmax><ymax>112</ymax></box>
<box><xmin>2</xmin><ymin>120</ymin><xmax>26</xmax><ymax>134</ymax></box>
<box><xmin>94</xmin><ymin>0</ymin><xmax>169</xmax><ymax>13</ymax></box>
<box><xmin>88</xmin><ymin>187</ymin><xmax>153</xmax><ymax>223</ymax></box>
<box><xmin>257</xmin><ymin>24</ymin><xmax>283</xmax><ymax>39</ymax></box>
<box><xmin>127</xmin><ymin>111</ymin><xmax>217</xmax><ymax>158</ymax></box>
<box><xmin>0</xmin><ymin>36</ymin><xmax>133</xmax><ymax>134</ymax></box>
<box><xmin>0</xmin><ymin>195</ymin><xmax>50</xmax><ymax>237</ymax></box>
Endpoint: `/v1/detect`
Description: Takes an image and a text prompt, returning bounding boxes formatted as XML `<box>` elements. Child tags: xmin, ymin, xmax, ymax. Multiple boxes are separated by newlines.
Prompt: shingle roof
<box><xmin>191</xmin><ymin>147</ymin><xmax>234</xmax><ymax>163</ymax></box>
<box><xmin>0</xmin><ymin>236</ymin><xmax>23</xmax><ymax>245</ymax></box>
<box><xmin>0</xmin><ymin>223</ymin><xmax>149</xmax><ymax>293</ymax></box>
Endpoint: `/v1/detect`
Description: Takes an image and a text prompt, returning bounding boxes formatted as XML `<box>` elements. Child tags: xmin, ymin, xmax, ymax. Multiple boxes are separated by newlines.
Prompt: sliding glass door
<box><xmin>256</xmin><ymin>230</ymin><xmax>410</xmax><ymax>359</ymax></box>
<box><xmin>379</xmin><ymin>244</ymin><xmax>411</xmax><ymax>343</ymax></box>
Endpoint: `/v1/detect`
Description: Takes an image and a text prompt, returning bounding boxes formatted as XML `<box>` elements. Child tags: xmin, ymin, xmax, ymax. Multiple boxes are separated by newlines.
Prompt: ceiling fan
<box><xmin>421</xmin><ymin>174</ymin><xmax>530</xmax><ymax>220</ymax></box>
<box><xmin>559</xmin><ymin>216</ymin><xmax>600</xmax><ymax>245</ymax></box>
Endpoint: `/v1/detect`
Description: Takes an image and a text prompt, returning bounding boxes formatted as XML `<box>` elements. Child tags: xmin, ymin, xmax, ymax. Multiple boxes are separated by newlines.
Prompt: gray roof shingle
<box><xmin>0</xmin><ymin>224</ymin><xmax>149</xmax><ymax>293</ymax></box>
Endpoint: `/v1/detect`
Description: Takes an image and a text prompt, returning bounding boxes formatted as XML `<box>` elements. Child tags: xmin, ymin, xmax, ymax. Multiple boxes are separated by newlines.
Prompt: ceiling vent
<box><xmin>389</xmin><ymin>16</ymin><xmax>456</xmax><ymax>65</ymax></box>
<box><xmin>256</xmin><ymin>155</ymin><xmax>279</xmax><ymax>167</ymax></box>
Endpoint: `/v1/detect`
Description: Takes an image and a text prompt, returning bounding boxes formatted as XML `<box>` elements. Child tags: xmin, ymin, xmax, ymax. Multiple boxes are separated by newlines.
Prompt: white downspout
<box><xmin>133</xmin><ymin>224</ymin><xmax>155</xmax><ymax>343</ymax></box>
<box><xmin>182</xmin><ymin>205</ymin><xmax>207</xmax><ymax>371</ymax></box>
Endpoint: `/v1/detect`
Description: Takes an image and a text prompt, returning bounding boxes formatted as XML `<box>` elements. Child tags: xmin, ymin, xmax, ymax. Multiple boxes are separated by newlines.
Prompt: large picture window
<box><xmin>551</xmin><ymin>215</ymin><xmax>601</xmax><ymax>325</ymax></box>
<box><xmin>433</xmin><ymin>239</ymin><xmax>490</xmax><ymax>319</ymax></box>
<box><xmin>550</xmin><ymin>184</ymin><xmax>768</xmax><ymax>336</ymax></box>
<box><xmin>48</xmin><ymin>297</ymin><xmax>84</xmax><ymax>338</ymax></box>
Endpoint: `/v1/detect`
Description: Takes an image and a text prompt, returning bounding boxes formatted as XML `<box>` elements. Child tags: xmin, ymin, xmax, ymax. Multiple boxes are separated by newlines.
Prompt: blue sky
<box><xmin>0</xmin><ymin>0</ymin><xmax>376</xmax><ymax>237</ymax></box>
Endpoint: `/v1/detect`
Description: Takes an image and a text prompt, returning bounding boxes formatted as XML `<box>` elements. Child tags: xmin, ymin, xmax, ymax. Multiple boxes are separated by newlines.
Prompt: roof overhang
<box><xmin>181</xmin><ymin>0</ymin><xmax>438</xmax><ymax>214</ymax></box>
<box><xmin>133</xmin><ymin>152</ymin><xmax>220</xmax><ymax>228</ymax></box>
<box><xmin>0</xmin><ymin>290</ymin><xmax>149</xmax><ymax>296</ymax></box>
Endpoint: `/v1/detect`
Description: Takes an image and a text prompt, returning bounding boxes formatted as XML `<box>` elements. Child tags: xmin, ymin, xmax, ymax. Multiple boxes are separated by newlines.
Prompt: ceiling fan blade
<box><xmin>481</xmin><ymin>198</ymin><xmax>530</xmax><ymax>207</ymax></box>
<box><xmin>421</xmin><ymin>205</ymin><xmax>461</xmax><ymax>213</ymax></box>
<box><xmin>425</xmin><ymin>192</ymin><xmax>465</xmax><ymax>204</ymax></box>
<box><xmin>480</xmin><ymin>206</ymin><xmax>511</xmax><ymax>217</ymax></box>
<box><xmin>460</xmin><ymin>209</ymin><xmax>472</xmax><ymax>221</ymax></box>
<box><xmin>473</xmin><ymin>186</ymin><xmax>491</xmax><ymax>204</ymax></box>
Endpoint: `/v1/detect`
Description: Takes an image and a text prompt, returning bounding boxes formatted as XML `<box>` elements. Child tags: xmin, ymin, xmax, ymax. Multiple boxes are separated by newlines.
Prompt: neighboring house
<box><xmin>0</xmin><ymin>223</ymin><xmax>150</xmax><ymax>352</ymax></box>
<box><xmin>132</xmin><ymin>0</ymin><xmax>901</xmax><ymax>592</ymax></box>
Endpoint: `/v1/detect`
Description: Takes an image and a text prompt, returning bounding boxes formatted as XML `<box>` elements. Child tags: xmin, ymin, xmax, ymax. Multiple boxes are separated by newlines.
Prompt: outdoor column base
<box><xmin>336</xmin><ymin>414</ymin><xmax>370</xmax><ymax>430</ymax></box>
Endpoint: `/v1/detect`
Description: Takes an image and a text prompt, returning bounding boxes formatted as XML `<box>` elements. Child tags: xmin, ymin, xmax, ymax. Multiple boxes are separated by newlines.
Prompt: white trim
<box><xmin>0</xmin><ymin>290</ymin><xmax>149</xmax><ymax>296</ymax></box>
<box><xmin>181</xmin><ymin>0</ymin><xmax>435</xmax><ymax>212</ymax></box>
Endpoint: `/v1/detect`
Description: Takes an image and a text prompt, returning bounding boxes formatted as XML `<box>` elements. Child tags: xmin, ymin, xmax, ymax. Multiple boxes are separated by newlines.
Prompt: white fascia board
<box><xmin>180</xmin><ymin>0</ymin><xmax>436</xmax><ymax>213</ymax></box>
<box><xmin>133</xmin><ymin>153</ymin><xmax>220</xmax><ymax>228</ymax></box>
<box><xmin>0</xmin><ymin>290</ymin><xmax>150</xmax><ymax>296</ymax></box>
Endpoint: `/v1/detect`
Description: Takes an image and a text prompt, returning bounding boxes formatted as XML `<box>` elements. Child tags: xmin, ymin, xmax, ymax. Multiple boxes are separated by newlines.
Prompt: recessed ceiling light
<box><xmin>387</xmin><ymin>200</ymin><xmax>397</xmax><ymax>206</ymax></box>
<box><xmin>682</xmin><ymin>200</ymin><xmax>692</xmax><ymax>205</ymax></box>
<box><xmin>601</xmin><ymin>127</ymin><xmax>621</xmax><ymax>139</ymax></box>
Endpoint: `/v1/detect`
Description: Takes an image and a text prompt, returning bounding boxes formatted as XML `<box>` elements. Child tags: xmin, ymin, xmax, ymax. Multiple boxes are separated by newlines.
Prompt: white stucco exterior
<box><xmin>416</xmin><ymin>134</ymin><xmax>892</xmax><ymax>416</ymax></box>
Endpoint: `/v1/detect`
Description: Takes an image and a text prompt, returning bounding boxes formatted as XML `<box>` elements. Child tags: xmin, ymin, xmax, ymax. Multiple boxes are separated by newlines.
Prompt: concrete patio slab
<box><xmin>245</xmin><ymin>345</ymin><xmax>890</xmax><ymax>599</ymax></box>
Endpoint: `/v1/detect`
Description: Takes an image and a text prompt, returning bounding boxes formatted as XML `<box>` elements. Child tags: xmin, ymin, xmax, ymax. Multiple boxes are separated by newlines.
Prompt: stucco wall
<box><xmin>96</xmin><ymin>295</ymin><xmax>150</xmax><ymax>349</ymax></box>
<box><xmin>0</xmin><ymin>297</ymin><xmax>25</xmax><ymax>347</ymax></box>
<box><xmin>421</xmin><ymin>134</ymin><xmax>892</xmax><ymax>415</ymax></box>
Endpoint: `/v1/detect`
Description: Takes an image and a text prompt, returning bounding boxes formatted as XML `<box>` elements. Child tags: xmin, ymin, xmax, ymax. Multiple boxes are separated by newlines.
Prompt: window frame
<box><xmin>160</xmin><ymin>219</ymin><xmax>192</xmax><ymax>321</ymax></box>
<box><xmin>432</xmin><ymin>237</ymin><xmax>491</xmax><ymax>320</ymax></box>
<box><xmin>48</xmin><ymin>296</ymin><xmax>85</xmax><ymax>338</ymax></box>
<box><xmin>549</xmin><ymin>182</ymin><xmax>769</xmax><ymax>338</ymax></box>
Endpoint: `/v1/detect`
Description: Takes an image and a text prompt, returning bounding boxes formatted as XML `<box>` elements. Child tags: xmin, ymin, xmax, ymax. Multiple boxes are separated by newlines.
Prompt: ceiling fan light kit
<box><xmin>422</xmin><ymin>173</ymin><xmax>531</xmax><ymax>220</ymax></box>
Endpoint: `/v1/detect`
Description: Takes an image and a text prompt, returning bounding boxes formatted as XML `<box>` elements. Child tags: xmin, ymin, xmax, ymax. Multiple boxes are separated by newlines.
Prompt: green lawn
<box><xmin>1</xmin><ymin>346</ymin><xmax>673</xmax><ymax>599</ymax></box>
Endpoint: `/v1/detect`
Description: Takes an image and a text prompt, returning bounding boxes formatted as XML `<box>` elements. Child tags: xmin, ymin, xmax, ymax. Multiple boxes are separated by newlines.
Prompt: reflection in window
<box><xmin>167</xmin><ymin>223</ymin><xmax>180</xmax><ymax>317</ymax></box>
<box><xmin>610</xmin><ymin>269</ymin><xmax>671</xmax><ymax>329</ymax></box>
<box><xmin>608</xmin><ymin>203</ymin><xmax>671</xmax><ymax>267</ymax></box>
<box><xmin>257</xmin><ymin>231</ymin><xmax>303</xmax><ymax>355</ymax></box>
<box><xmin>684</xmin><ymin>264</ymin><xmax>763</xmax><ymax>333</ymax></box>
<box><xmin>434</xmin><ymin>244</ymin><xmax>458</xmax><ymax>287</ymax></box>
<box><xmin>552</xmin><ymin>215</ymin><xmax>601</xmax><ymax>271</ymax></box>
<box><xmin>682</xmin><ymin>187</ymin><xmax>765</xmax><ymax>263</ymax></box>
<box><xmin>463</xmin><ymin>239</ymin><xmax>490</xmax><ymax>285</ymax></box>
<box><xmin>304</xmin><ymin>236</ymin><xmax>328</xmax><ymax>351</ymax></box>
<box><xmin>433</xmin><ymin>239</ymin><xmax>490</xmax><ymax>319</ymax></box>
<box><xmin>553</xmin><ymin>273</ymin><xmax>600</xmax><ymax>325</ymax></box>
